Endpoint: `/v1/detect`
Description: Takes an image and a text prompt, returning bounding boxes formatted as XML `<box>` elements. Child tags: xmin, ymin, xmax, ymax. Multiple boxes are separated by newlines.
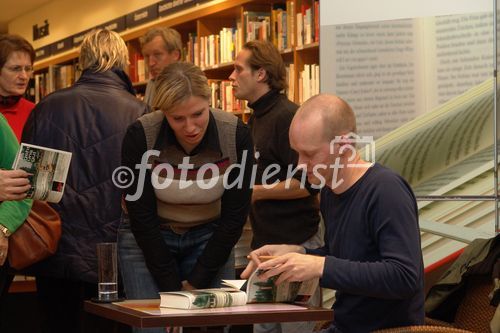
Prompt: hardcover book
<box><xmin>160</xmin><ymin>269</ymin><xmax>318</xmax><ymax>309</ymax></box>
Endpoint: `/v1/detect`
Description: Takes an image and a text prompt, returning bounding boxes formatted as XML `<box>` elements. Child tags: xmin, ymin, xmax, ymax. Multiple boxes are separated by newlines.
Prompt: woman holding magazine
<box><xmin>118</xmin><ymin>62</ymin><xmax>253</xmax><ymax>332</ymax></box>
<box><xmin>0</xmin><ymin>114</ymin><xmax>32</xmax><ymax>329</ymax></box>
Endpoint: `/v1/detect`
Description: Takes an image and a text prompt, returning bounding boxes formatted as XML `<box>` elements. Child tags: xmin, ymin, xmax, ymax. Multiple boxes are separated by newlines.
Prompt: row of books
<box><xmin>28</xmin><ymin>63</ymin><xmax>79</xmax><ymax>103</ymax></box>
<box><xmin>208</xmin><ymin>80</ymin><xmax>246</xmax><ymax>114</ymax></box>
<box><xmin>137</xmin><ymin>7</ymin><xmax>316</xmax><ymax>70</ymax></box>
<box><xmin>298</xmin><ymin>63</ymin><xmax>320</xmax><ymax>105</ymax></box>
<box><xmin>296</xmin><ymin>0</ymin><xmax>319</xmax><ymax>47</ymax></box>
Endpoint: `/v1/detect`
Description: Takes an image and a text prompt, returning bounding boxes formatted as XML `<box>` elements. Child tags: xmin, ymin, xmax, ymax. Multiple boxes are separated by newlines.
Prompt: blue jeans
<box><xmin>117</xmin><ymin>214</ymin><xmax>235</xmax><ymax>333</ymax></box>
<box><xmin>253</xmin><ymin>222</ymin><xmax>325</xmax><ymax>333</ymax></box>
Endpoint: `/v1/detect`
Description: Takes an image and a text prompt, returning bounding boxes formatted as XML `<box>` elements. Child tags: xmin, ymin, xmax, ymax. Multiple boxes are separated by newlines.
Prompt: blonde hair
<box><xmin>79</xmin><ymin>29</ymin><xmax>128</xmax><ymax>72</ymax></box>
<box><xmin>140</xmin><ymin>27</ymin><xmax>182</xmax><ymax>54</ymax></box>
<box><xmin>153</xmin><ymin>62</ymin><xmax>210</xmax><ymax>112</ymax></box>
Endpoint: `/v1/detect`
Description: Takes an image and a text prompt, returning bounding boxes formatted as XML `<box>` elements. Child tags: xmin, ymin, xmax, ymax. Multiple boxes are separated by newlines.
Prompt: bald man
<box><xmin>243</xmin><ymin>94</ymin><xmax>425</xmax><ymax>332</ymax></box>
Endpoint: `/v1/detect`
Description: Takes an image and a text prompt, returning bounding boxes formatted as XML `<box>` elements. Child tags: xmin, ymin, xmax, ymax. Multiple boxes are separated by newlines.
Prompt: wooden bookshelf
<box><xmin>32</xmin><ymin>0</ymin><xmax>319</xmax><ymax>110</ymax></box>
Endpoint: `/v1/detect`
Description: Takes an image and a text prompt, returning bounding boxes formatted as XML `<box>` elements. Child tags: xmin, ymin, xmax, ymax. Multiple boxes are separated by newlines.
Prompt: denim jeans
<box><xmin>253</xmin><ymin>221</ymin><xmax>325</xmax><ymax>333</ymax></box>
<box><xmin>117</xmin><ymin>214</ymin><xmax>235</xmax><ymax>333</ymax></box>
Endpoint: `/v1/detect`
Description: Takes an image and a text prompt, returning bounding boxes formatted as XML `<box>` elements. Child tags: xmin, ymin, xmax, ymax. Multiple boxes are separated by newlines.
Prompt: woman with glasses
<box><xmin>0</xmin><ymin>34</ymin><xmax>35</xmax><ymax>142</ymax></box>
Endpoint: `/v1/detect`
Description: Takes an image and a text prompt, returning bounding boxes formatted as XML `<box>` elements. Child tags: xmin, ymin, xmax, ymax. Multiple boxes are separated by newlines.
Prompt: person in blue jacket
<box><xmin>243</xmin><ymin>94</ymin><xmax>425</xmax><ymax>333</ymax></box>
<box><xmin>22</xmin><ymin>29</ymin><xmax>148</xmax><ymax>333</ymax></box>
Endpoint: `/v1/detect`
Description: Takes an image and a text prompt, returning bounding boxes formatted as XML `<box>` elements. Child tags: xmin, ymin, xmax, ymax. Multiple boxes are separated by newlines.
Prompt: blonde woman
<box><xmin>118</xmin><ymin>63</ymin><xmax>253</xmax><ymax>330</ymax></box>
<box><xmin>22</xmin><ymin>29</ymin><xmax>148</xmax><ymax>332</ymax></box>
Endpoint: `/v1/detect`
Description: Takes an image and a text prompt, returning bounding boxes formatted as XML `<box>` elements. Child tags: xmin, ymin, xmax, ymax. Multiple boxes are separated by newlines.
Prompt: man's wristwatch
<box><xmin>0</xmin><ymin>225</ymin><xmax>11</xmax><ymax>238</ymax></box>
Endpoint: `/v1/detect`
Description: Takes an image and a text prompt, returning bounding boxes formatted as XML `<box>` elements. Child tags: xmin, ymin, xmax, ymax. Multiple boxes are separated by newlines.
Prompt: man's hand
<box><xmin>257</xmin><ymin>253</ymin><xmax>325</xmax><ymax>285</ymax></box>
<box><xmin>241</xmin><ymin>244</ymin><xmax>304</xmax><ymax>279</ymax></box>
<box><xmin>0</xmin><ymin>169</ymin><xmax>31</xmax><ymax>201</ymax></box>
<box><xmin>0</xmin><ymin>233</ymin><xmax>8</xmax><ymax>266</ymax></box>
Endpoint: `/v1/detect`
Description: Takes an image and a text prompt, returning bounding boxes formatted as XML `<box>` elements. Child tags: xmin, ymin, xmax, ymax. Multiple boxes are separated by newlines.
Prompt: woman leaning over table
<box><xmin>118</xmin><ymin>61</ymin><xmax>253</xmax><ymax>332</ymax></box>
<box><xmin>0</xmin><ymin>113</ymin><xmax>32</xmax><ymax>329</ymax></box>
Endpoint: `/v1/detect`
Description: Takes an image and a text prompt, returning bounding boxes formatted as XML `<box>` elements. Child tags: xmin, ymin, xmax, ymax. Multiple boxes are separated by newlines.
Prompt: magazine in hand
<box><xmin>159</xmin><ymin>269</ymin><xmax>318</xmax><ymax>309</ymax></box>
<box><xmin>12</xmin><ymin>143</ymin><xmax>72</xmax><ymax>203</ymax></box>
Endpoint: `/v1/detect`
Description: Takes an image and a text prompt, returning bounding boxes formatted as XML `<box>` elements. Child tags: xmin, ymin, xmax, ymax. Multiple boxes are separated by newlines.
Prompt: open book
<box><xmin>160</xmin><ymin>269</ymin><xmax>318</xmax><ymax>310</ymax></box>
<box><xmin>322</xmin><ymin>11</ymin><xmax>493</xmax><ymax>139</ymax></box>
<box><xmin>359</xmin><ymin>77</ymin><xmax>496</xmax><ymax>267</ymax></box>
<box><xmin>12</xmin><ymin>143</ymin><xmax>72</xmax><ymax>203</ymax></box>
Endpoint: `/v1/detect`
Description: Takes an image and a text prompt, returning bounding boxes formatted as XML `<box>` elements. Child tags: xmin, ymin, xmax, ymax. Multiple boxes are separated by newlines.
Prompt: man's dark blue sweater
<box><xmin>306</xmin><ymin>163</ymin><xmax>425</xmax><ymax>332</ymax></box>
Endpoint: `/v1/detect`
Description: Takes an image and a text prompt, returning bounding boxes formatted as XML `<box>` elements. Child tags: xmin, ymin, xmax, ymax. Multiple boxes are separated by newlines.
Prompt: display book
<box><xmin>159</xmin><ymin>269</ymin><xmax>318</xmax><ymax>310</ymax></box>
<box><xmin>360</xmin><ymin>77</ymin><xmax>496</xmax><ymax>266</ymax></box>
<box><xmin>12</xmin><ymin>143</ymin><xmax>72</xmax><ymax>203</ymax></box>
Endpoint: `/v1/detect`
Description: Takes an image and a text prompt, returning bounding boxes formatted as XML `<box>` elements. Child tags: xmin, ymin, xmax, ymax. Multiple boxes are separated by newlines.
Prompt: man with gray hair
<box><xmin>140</xmin><ymin>27</ymin><xmax>182</xmax><ymax>105</ymax></box>
<box><xmin>22</xmin><ymin>29</ymin><xmax>148</xmax><ymax>332</ymax></box>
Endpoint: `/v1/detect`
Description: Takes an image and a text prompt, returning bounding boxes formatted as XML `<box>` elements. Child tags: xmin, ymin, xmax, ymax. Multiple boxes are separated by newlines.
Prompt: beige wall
<box><xmin>8</xmin><ymin>0</ymin><xmax>159</xmax><ymax>49</ymax></box>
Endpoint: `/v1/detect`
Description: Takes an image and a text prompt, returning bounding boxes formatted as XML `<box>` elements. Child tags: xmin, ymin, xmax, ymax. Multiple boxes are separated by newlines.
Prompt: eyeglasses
<box><xmin>3</xmin><ymin>65</ymin><xmax>34</xmax><ymax>74</ymax></box>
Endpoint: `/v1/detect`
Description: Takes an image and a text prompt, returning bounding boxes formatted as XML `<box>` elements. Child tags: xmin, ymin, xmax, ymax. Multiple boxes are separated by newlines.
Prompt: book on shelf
<box><xmin>160</xmin><ymin>269</ymin><xmax>318</xmax><ymax>310</ymax></box>
<box><xmin>12</xmin><ymin>143</ymin><xmax>72</xmax><ymax>203</ymax></box>
<box><xmin>243</xmin><ymin>11</ymin><xmax>271</xmax><ymax>42</ymax></box>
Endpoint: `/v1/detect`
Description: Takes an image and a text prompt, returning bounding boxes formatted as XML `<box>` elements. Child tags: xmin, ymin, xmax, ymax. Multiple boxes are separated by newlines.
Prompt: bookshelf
<box><xmin>30</xmin><ymin>0</ymin><xmax>320</xmax><ymax>119</ymax></box>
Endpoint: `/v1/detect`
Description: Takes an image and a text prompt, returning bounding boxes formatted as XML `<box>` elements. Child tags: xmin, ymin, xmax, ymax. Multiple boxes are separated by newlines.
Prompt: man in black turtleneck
<box><xmin>229</xmin><ymin>40</ymin><xmax>321</xmax><ymax>333</ymax></box>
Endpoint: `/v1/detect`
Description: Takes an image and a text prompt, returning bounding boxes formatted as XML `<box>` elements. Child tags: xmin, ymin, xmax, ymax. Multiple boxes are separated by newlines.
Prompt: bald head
<box><xmin>292</xmin><ymin>94</ymin><xmax>356</xmax><ymax>143</ymax></box>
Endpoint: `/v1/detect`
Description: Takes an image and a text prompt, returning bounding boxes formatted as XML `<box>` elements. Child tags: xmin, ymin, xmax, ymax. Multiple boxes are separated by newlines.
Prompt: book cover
<box><xmin>222</xmin><ymin>269</ymin><xmax>318</xmax><ymax>305</ymax></box>
<box><xmin>12</xmin><ymin>143</ymin><xmax>72</xmax><ymax>203</ymax></box>
<box><xmin>160</xmin><ymin>288</ymin><xmax>247</xmax><ymax>309</ymax></box>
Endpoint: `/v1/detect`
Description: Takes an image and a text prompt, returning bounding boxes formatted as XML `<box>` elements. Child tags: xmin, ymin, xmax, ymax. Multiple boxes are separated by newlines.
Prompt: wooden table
<box><xmin>84</xmin><ymin>299</ymin><xmax>333</xmax><ymax>328</ymax></box>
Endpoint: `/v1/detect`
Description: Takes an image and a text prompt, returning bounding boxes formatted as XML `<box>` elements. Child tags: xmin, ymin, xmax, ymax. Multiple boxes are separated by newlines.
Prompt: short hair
<box><xmin>140</xmin><ymin>27</ymin><xmax>182</xmax><ymax>54</ymax></box>
<box><xmin>299</xmin><ymin>94</ymin><xmax>357</xmax><ymax>142</ymax></box>
<box><xmin>242</xmin><ymin>40</ymin><xmax>287</xmax><ymax>91</ymax></box>
<box><xmin>0</xmin><ymin>34</ymin><xmax>35</xmax><ymax>69</ymax></box>
<box><xmin>153</xmin><ymin>62</ymin><xmax>211</xmax><ymax>112</ymax></box>
<box><xmin>79</xmin><ymin>29</ymin><xmax>128</xmax><ymax>72</ymax></box>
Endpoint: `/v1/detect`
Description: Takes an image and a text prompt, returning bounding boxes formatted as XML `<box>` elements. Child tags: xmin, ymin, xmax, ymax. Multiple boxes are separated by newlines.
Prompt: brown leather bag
<box><xmin>8</xmin><ymin>200</ymin><xmax>62</xmax><ymax>270</ymax></box>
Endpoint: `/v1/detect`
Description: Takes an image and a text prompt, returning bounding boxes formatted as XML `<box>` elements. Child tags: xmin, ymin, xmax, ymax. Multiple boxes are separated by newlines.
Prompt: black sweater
<box><xmin>308</xmin><ymin>163</ymin><xmax>425</xmax><ymax>332</ymax></box>
<box><xmin>248</xmin><ymin>90</ymin><xmax>320</xmax><ymax>248</ymax></box>
<box><xmin>122</xmin><ymin>111</ymin><xmax>253</xmax><ymax>290</ymax></box>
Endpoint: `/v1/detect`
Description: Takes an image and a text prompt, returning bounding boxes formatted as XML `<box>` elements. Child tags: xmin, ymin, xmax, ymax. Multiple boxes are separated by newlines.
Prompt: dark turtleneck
<box><xmin>0</xmin><ymin>95</ymin><xmax>21</xmax><ymax>107</ymax></box>
<box><xmin>247</xmin><ymin>89</ymin><xmax>320</xmax><ymax>249</ymax></box>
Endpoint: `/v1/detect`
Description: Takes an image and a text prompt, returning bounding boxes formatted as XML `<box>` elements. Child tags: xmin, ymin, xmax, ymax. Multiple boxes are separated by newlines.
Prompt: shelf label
<box><xmin>100</xmin><ymin>16</ymin><xmax>126</xmax><ymax>33</ymax></box>
<box><xmin>126</xmin><ymin>4</ymin><xmax>159</xmax><ymax>28</ymax></box>
<box><xmin>50</xmin><ymin>37</ymin><xmax>73</xmax><ymax>55</ymax></box>
<box><xmin>72</xmin><ymin>29</ymin><xmax>91</xmax><ymax>47</ymax></box>
<box><xmin>35</xmin><ymin>45</ymin><xmax>52</xmax><ymax>60</ymax></box>
<box><xmin>159</xmin><ymin>0</ymin><xmax>200</xmax><ymax>17</ymax></box>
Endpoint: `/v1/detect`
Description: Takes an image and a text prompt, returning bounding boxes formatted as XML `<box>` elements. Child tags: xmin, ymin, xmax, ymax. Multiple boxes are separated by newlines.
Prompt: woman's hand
<box><xmin>0</xmin><ymin>169</ymin><xmax>31</xmax><ymax>201</ymax></box>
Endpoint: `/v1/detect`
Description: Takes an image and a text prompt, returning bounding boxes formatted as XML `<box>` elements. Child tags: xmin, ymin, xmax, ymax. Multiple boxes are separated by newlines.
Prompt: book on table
<box><xmin>159</xmin><ymin>269</ymin><xmax>318</xmax><ymax>310</ymax></box>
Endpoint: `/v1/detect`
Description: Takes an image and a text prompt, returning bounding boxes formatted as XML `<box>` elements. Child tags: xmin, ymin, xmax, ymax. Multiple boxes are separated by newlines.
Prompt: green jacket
<box><xmin>0</xmin><ymin>114</ymin><xmax>32</xmax><ymax>232</ymax></box>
